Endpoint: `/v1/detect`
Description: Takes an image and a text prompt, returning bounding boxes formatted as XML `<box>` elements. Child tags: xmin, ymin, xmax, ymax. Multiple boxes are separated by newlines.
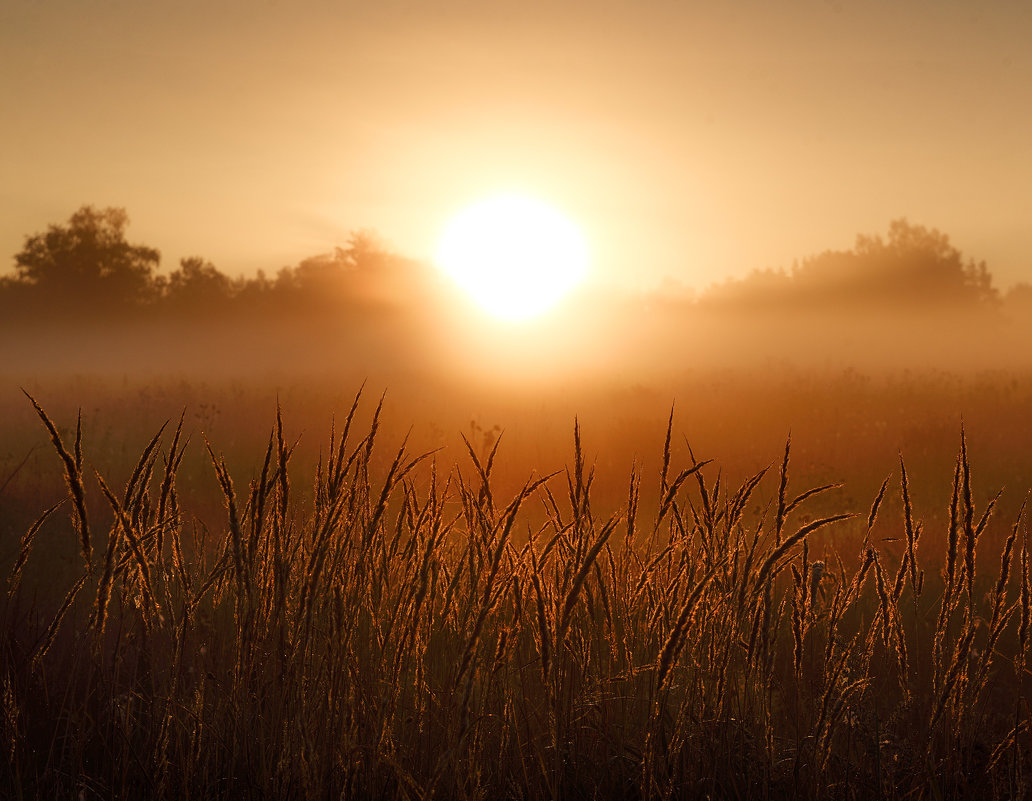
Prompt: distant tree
<box><xmin>288</xmin><ymin>252</ymin><xmax>347</xmax><ymax>296</ymax></box>
<box><xmin>12</xmin><ymin>206</ymin><xmax>161</xmax><ymax>307</ymax></box>
<box><xmin>267</xmin><ymin>229</ymin><xmax>420</xmax><ymax>313</ymax></box>
<box><xmin>793</xmin><ymin>219</ymin><xmax>997</xmax><ymax>307</ymax></box>
<box><xmin>1003</xmin><ymin>282</ymin><xmax>1032</xmax><ymax>317</ymax></box>
<box><xmin>164</xmin><ymin>256</ymin><xmax>233</xmax><ymax>309</ymax></box>
<box><xmin>230</xmin><ymin>268</ymin><xmax>273</xmax><ymax>310</ymax></box>
<box><xmin>701</xmin><ymin>266</ymin><xmax>794</xmax><ymax>309</ymax></box>
<box><xmin>650</xmin><ymin>276</ymin><xmax>697</xmax><ymax>305</ymax></box>
<box><xmin>700</xmin><ymin>219</ymin><xmax>997</xmax><ymax>312</ymax></box>
<box><xmin>337</xmin><ymin>229</ymin><xmax>392</xmax><ymax>273</ymax></box>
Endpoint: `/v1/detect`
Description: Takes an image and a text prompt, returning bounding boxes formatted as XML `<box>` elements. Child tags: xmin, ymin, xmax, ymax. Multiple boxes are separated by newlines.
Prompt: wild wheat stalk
<box><xmin>531</xmin><ymin>558</ymin><xmax>551</xmax><ymax>683</ymax></box>
<box><xmin>656</xmin><ymin>560</ymin><xmax>722</xmax><ymax>691</ymax></box>
<box><xmin>558</xmin><ymin>521</ymin><xmax>615</xmax><ymax>642</ymax></box>
<box><xmin>971</xmin><ymin>500</ymin><xmax>1025</xmax><ymax>697</ymax></box>
<box><xmin>929</xmin><ymin>616</ymin><xmax>976</xmax><ymax>737</ymax></box>
<box><xmin>1020</xmin><ymin>522</ymin><xmax>1029</xmax><ymax>677</ymax></box>
<box><xmin>900</xmin><ymin>455</ymin><xmax>922</xmax><ymax>596</ymax></box>
<box><xmin>774</xmin><ymin>434</ymin><xmax>791</xmax><ymax>545</ymax></box>
<box><xmin>95</xmin><ymin>472</ymin><xmax>158</xmax><ymax>625</ymax></box>
<box><xmin>7</xmin><ymin>501</ymin><xmax>64</xmax><ymax>597</ymax></box>
<box><xmin>205</xmin><ymin>441</ymin><xmax>251</xmax><ymax>604</ymax></box>
<box><xmin>23</xmin><ymin>391</ymin><xmax>91</xmax><ymax>572</ymax></box>
<box><xmin>31</xmin><ymin>572</ymin><xmax>89</xmax><ymax>665</ymax></box>
<box><xmin>934</xmin><ymin>455</ymin><xmax>964</xmax><ymax>691</ymax></box>
<box><xmin>867</xmin><ymin>475</ymin><xmax>891</xmax><ymax>534</ymax></box>
<box><xmin>753</xmin><ymin>513</ymin><xmax>855</xmax><ymax>599</ymax></box>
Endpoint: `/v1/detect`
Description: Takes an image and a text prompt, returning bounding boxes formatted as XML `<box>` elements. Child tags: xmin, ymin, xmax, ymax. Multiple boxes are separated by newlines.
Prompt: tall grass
<box><xmin>1</xmin><ymin>391</ymin><xmax>1029</xmax><ymax>799</ymax></box>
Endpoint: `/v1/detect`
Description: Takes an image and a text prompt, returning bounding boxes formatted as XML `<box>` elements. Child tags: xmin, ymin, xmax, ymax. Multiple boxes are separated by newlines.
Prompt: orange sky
<box><xmin>2</xmin><ymin>1</ymin><xmax>1031</xmax><ymax>292</ymax></box>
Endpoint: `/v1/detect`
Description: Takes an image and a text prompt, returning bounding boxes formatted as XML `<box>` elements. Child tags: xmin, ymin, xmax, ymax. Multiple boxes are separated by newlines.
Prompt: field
<box><xmin>2</xmin><ymin>368</ymin><xmax>1031</xmax><ymax>800</ymax></box>
<box><xmin>8</xmin><ymin>0</ymin><xmax>1032</xmax><ymax>797</ymax></box>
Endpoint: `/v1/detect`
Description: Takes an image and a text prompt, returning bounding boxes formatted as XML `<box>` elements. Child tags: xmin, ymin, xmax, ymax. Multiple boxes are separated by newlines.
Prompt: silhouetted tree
<box><xmin>794</xmin><ymin>219</ymin><xmax>996</xmax><ymax>307</ymax></box>
<box><xmin>164</xmin><ymin>256</ymin><xmax>233</xmax><ymax>309</ymax></box>
<box><xmin>1003</xmin><ymin>282</ymin><xmax>1032</xmax><ymax>317</ymax></box>
<box><xmin>265</xmin><ymin>229</ymin><xmax>421</xmax><ymax>314</ymax></box>
<box><xmin>12</xmin><ymin>206</ymin><xmax>161</xmax><ymax>308</ymax></box>
<box><xmin>700</xmin><ymin>266</ymin><xmax>794</xmax><ymax>309</ymax></box>
<box><xmin>338</xmin><ymin>229</ymin><xmax>392</xmax><ymax>273</ymax></box>
<box><xmin>701</xmin><ymin>219</ymin><xmax>997</xmax><ymax>312</ymax></box>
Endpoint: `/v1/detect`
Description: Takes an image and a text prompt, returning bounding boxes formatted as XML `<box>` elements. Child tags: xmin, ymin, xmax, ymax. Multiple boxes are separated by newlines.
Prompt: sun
<box><xmin>435</xmin><ymin>194</ymin><xmax>589</xmax><ymax>321</ymax></box>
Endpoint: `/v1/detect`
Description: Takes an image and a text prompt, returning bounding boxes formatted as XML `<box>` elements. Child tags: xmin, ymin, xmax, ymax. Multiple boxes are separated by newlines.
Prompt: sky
<box><xmin>2</xmin><ymin>0</ymin><xmax>1031</xmax><ymax>293</ymax></box>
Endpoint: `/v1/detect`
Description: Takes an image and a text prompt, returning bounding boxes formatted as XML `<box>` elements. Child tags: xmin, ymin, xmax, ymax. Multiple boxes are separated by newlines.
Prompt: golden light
<box><xmin>435</xmin><ymin>194</ymin><xmax>589</xmax><ymax>321</ymax></box>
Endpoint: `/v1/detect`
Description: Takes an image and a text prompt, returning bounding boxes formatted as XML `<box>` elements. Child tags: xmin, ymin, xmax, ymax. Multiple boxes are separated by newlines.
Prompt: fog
<box><xmin>4</xmin><ymin>212</ymin><xmax>1032</xmax><ymax>543</ymax></box>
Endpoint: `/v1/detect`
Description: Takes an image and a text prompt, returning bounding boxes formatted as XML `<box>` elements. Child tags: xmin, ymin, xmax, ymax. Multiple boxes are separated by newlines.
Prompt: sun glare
<box><xmin>435</xmin><ymin>195</ymin><xmax>589</xmax><ymax>321</ymax></box>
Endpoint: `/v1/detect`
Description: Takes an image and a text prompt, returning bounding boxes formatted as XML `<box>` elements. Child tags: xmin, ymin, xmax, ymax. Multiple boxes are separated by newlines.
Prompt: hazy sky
<box><xmin>3</xmin><ymin>0</ymin><xmax>1031</xmax><ymax>291</ymax></box>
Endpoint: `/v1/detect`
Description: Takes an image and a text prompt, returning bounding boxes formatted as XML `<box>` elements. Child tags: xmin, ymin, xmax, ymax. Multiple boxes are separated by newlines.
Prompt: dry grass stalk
<box><xmin>95</xmin><ymin>471</ymin><xmax>157</xmax><ymax>626</ymax></box>
<box><xmin>530</xmin><ymin>554</ymin><xmax>551</xmax><ymax>683</ymax></box>
<box><xmin>868</xmin><ymin>474</ymin><xmax>891</xmax><ymax>533</ymax></box>
<box><xmin>1020</xmin><ymin>519</ymin><xmax>1030</xmax><ymax>677</ymax></box>
<box><xmin>775</xmin><ymin>434</ymin><xmax>791</xmax><ymax>545</ymax></box>
<box><xmin>960</xmin><ymin>429</ymin><xmax>978</xmax><ymax>607</ymax></box>
<box><xmin>91</xmin><ymin>509</ymin><xmax>125</xmax><ymax>636</ymax></box>
<box><xmin>155</xmin><ymin>411</ymin><xmax>187</xmax><ymax>560</ymax></box>
<box><xmin>659</xmin><ymin>404</ymin><xmax>675</xmax><ymax>496</ymax></box>
<box><xmin>7</xmin><ymin>500</ymin><xmax>64</xmax><ymax>597</ymax></box>
<box><xmin>123</xmin><ymin>419</ymin><xmax>168</xmax><ymax>510</ymax></box>
<box><xmin>656</xmin><ymin>560</ymin><xmax>722</xmax><ymax>691</ymax></box>
<box><xmin>934</xmin><ymin>455</ymin><xmax>964</xmax><ymax>691</ymax></box>
<box><xmin>971</xmin><ymin>501</ymin><xmax>1025</xmax><ymax>698</ymax></box>
<box><xmin>899</xmin><ymin>454</ymin><xmax>923</xmax><ymax>596</ymax></box>
<box><xmin>558</xmin><ymin>521</ymin><xmax>615</xmax><ymax>642</ymax></box>
<box><xmin>205</xmin><ymin>440</ymin><xmax>251</xmax><ymax>606</ymax></box>
<box><xmin>654</xmin><ymin>461</ymin><xmax>712</xmax><ymax>535</ymax></box>
<box><xmin>30</xmin><ymin>572</ymin><xmax>89</xmax><ymax>665</ymax></box>
<box><xmin>928</xmin><ymin>616</ymin><xmax>977</xmax><ymax>737</ymax></box>
<box><xmin>753</xmin><ymin>513</ymin><xmax>855</xmax><ymax>600</ymax></box>
<box><xmin>453</xmin><ymin>506</ymin><xmax>521</xmax><ymax>688</ymax></box>
<box><xmin>624</xmin><ymin>462</ymin><xmax>641</xmax><ymax>558</ymax></box>
<box><xmin>791</xmin><ymin>563</ymin><xmax>804</xmax><ymax>675</ymax></box>
<box><xmin>871</xmin><ymin>549</ymin><xmax>892</xmax><ymax>649</ymax></box>
<box><xmin>986</xmin><ymin>717</ymin><xmax>1030</xmax><ymax>775</ymax></box>
<box><xmin>726</xmin><ymin>466</ymin><xmax>769</xmax><ymax>537</ymax></box>
<box><xmin>685</xmin><ymin>438</ymin><xmax>714</xmax><ymax>533</ymax></box>
<box><xmin>784</xmin><ymin>482</ymin><xmax>842</xmax><ymax>519</ymax></box>
<box><xmin>23</xmin><ymin>391</ymin><xmax>91</xmax><ymax>572</ymax></box>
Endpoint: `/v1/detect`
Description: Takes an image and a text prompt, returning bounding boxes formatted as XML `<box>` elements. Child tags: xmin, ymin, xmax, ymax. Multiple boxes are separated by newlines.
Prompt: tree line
<box><xmin>0</xmin><ymin>206</ymin><xmax>423</xmax><ymax>323</ymax></box>
<box><xmin>696</xmin><ymin>218</ymin><xmax>1012</xmax><ymax>313</ymax></box>
<box><xmin>2</xmin><ymin>205</ymin><xmax>1029</xmax><ymax>324</ymax></box>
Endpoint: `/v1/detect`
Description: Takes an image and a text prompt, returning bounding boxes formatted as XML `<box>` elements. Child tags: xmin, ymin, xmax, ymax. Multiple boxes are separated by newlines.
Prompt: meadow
<box><xmin>1</xmin><ymin>368</ymin><xmax>1031</xmax><ymax>799</ymax></box>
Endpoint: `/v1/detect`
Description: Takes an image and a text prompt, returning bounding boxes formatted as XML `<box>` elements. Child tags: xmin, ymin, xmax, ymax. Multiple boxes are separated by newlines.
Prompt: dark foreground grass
<box><xmin>2</xmin><ymin>390</ymin><xmax>1030</xmax><ymax>800</ymax></box>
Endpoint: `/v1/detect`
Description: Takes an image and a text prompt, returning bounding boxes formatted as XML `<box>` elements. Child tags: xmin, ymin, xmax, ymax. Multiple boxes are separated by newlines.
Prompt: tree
<box><xmin>700</xmin><ymin>219</ymin><xmax>998</xmax><ymax>312</ymax></box>
<box><xmin>266</xmin><ymin>229</ymin><xmax>422</xmax><ymax>313</ymax></box>
<box><xmin>1003</xmin><ymin>282</ymin><xmax>1032</xmax><ymax>317</ymax></box>
<box><xmin>164</xmin><ymin>256</ymin><xmax>233</xmax><ymax>309</ymax></box>
<box><xmin>337</xmin><ymin>229</ymin><xmax>392</xmax><ymax>273</ymax></box>
<box><xmin>794</xmin><ymin>219</ymin><xmax>997</xmax><ymax>307</ymax></box>
<box><xmin>12</xmin><ymin>206</ymin><xmax>161</xmax><ymax>307</ymax></box>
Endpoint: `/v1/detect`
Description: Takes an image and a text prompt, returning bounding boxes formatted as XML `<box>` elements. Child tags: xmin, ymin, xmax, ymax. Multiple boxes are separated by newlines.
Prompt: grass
<box><xmin>1</xmin><ymin>388</ymin><xmax>1030</xmax><ymax>800</ymax></box>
